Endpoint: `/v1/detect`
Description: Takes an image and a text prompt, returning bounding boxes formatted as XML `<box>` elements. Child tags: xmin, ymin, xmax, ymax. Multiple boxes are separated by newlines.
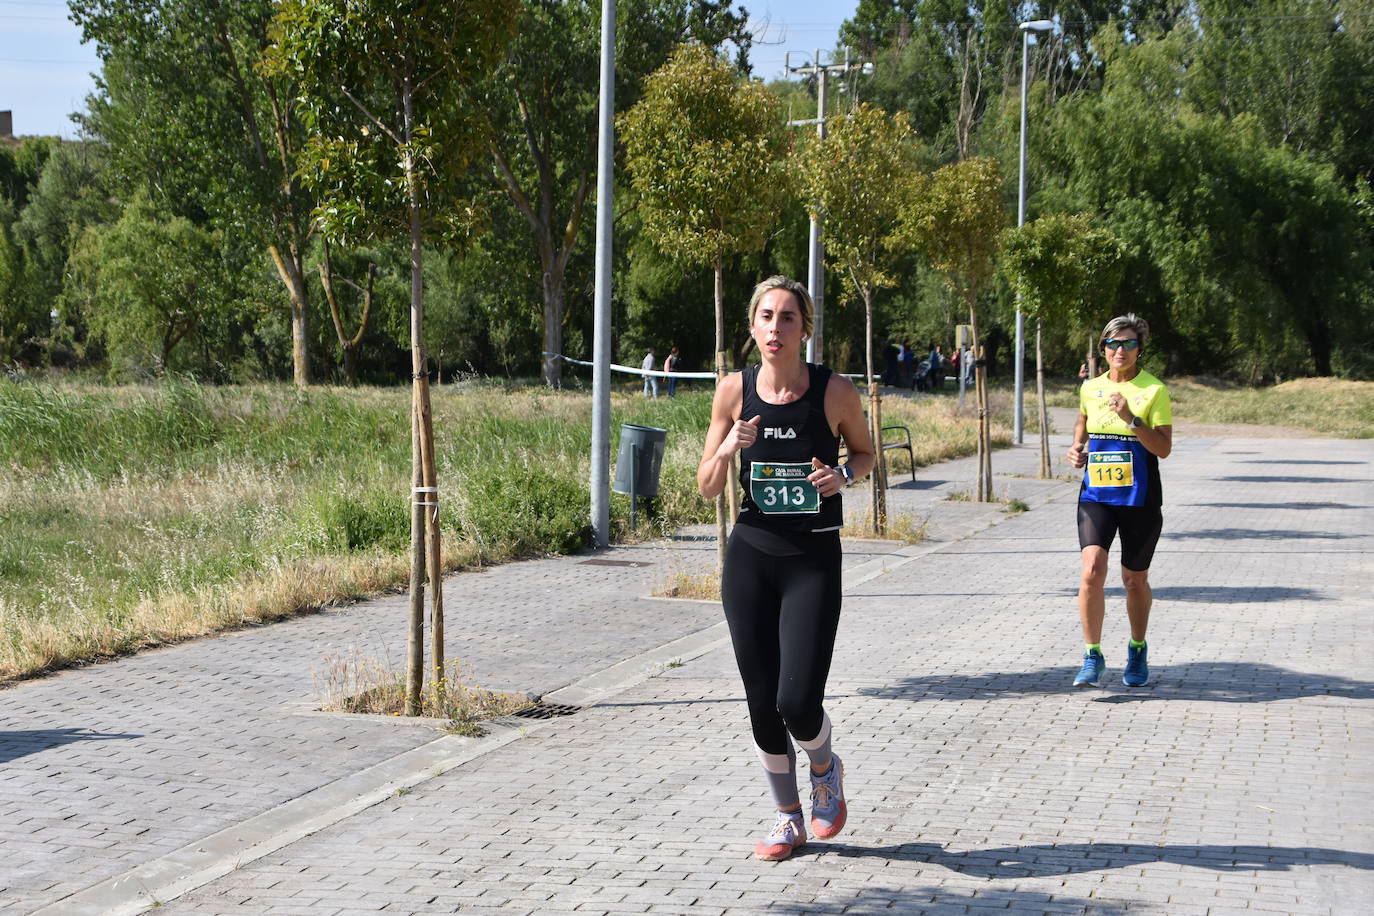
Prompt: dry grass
<box><xmin>655</xmin><ymin>568</ymin><xmax>721</xmax><ymax>601</ymax></box>
<box><xmin>842</xmin><ymin>512</ymin><xmax>930</xmax><ymax>543</ymax></box>
<box><xmin>314</xmin><ymin>649</ymin><xmax>529</xmax><ymax>736</ymax></box>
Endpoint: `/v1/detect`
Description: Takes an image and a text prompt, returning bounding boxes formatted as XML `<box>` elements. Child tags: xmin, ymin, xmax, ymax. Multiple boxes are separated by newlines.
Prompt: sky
<box><xmin>0</xmin><ymin>0</ymin><xmax>859</xmax><ymax>140</ymax></box>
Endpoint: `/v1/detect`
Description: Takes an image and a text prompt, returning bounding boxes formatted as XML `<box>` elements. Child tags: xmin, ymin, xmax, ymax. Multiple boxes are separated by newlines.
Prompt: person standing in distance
<box><xmin>665</xmin><ymin>346</ymin><xmax>681</xmax><ymax>397</ymax></box>
<box><xmin>1065</xmin><ymin>314</ymin><xmax>1173</xmax><ymax>688</ymax></box>
<box><xmin>697</xmin><ymin>275</ymin><xmax>876</xmax><ymax>862</ymax></box>
<box><xmin>642</xmin><ymin>347</ymin><xmax>658</xmax><ymax>398</ymax></box>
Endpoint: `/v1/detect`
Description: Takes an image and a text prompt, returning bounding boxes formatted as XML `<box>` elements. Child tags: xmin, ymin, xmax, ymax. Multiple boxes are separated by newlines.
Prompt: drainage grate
<box><xmin>578</xmin><ymin>559</ymin><xmax>652</xmax><ymax>568</ymax></box>
<box><xmin>512</xmin><ymin>701</ymin><xmax>582</xmax><ymax>720</ymax></box>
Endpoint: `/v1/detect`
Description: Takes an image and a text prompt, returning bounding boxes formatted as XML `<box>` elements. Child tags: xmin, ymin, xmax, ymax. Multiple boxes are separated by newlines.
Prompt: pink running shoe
<box><xmin>809</xmin><ymin>755</ymin><xmax>846</xmax><ymax>839</ymax></box>
<box><xmin>753</xmin><ymin>810</ymin><xmax>806</xmax><ymax>861</ymax></box>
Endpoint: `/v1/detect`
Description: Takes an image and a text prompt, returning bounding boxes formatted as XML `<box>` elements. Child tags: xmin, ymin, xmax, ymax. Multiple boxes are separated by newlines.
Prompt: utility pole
<box><xmin>589</xmin><ymin>0</ymin><xmax>616</xmax><ymax>547</ymax></box>
<box><xmin>786</xmin><ymin>50</ymin><xmax>873</xmax><ymax>365</ymax></box>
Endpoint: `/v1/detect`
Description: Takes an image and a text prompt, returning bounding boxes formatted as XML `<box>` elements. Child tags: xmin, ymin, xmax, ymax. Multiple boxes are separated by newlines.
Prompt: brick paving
<box><xmin>2</xmin><ymin>412</ymin><xmax>1371</xmax><ymax>914</ymax></box>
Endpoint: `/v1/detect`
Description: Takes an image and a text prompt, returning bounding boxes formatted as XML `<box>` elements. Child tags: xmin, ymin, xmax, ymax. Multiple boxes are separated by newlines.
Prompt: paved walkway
<box><xmin>2</xmin><ymin>415</ymin><xmax>1371</xmax><ymax>914</ymax></box>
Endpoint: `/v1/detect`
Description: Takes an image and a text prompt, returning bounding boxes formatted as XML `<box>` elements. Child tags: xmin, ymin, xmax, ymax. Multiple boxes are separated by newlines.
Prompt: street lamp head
<box><xmin>1020</xmin><ymin>19</ymin><xmax>1055</xmax><ymax>32</ymax></box>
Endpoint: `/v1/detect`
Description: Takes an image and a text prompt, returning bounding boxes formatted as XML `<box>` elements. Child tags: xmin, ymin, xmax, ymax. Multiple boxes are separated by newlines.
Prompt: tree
<box><xmin>268</xmin><ymin>0</ymin><xmax>518</xmax><ymax>713</ymax></box>
<box><xmin>621</xmin><ymin>43</ymin><xmax>790</xmax><ymax>565</ymax></box>
<box><xmin>1002</xmin><ymin>212</ymin><xmax>1126</xmax><ymax>476</ymax></box>
<box><xmin>797</xmin><ymin>102</ymin><xmax>918</xmax><ymax>533</ymax></box>
<box><xmin>901</xmin><ymin>155</ymin><xmax>1005</xmax><ymax>501</ymax></box>
<box><xmin>66</xmin><ymin>191</ymin><xmax>230</xmax><ymax>375</ymax></box>
<box><xmin>72</xmin><ymin>0</ymin><xmax>320</xmax><ymax>385</ymax></box>
<box><xmin>469</xmin><ymin>0</ymin><xmax>751</xmax><ymax>387</ymax></box>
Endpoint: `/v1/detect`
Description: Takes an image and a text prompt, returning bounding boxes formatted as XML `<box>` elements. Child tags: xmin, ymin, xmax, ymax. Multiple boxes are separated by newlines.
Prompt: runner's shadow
<box><xmin>760</xmin><ymin>881</ymin><xmax>1122</xmax><ymax>915</ymax></box>
<box><xmin>824</xmin><ymin>840</ymin><xmax>1374</xmax><ymax>878</ymax></box>
<box><xmin>856</xmin><ymin>662</ymin><xmax>1374</xmax><ymax>704</ymax></box>
<box><xmin>1049</xmin><ymin>584</ymin><xmax>1329</xmax><ymax>603</ymax></box>
<box><xmin>0</xmin><ymin>728</ymin><xmax>142</xmax><ymax>764</ymax></box>
<box><xmin>1164</xmin><ymin>527</ymin><xmax>1352</xmax><ymax>540</ymax></box>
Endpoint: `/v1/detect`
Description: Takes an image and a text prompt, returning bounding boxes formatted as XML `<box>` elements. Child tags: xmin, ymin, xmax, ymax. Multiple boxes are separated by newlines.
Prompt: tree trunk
<box><xmin>864</xmin><ymin>288</ymin><xmax>885</xmax><ymax>535</ymax></box>
<box><xmin>319</xmin><ymin>240</ymin><xmax>375</xmax><ymax>387</ymax></box>
<box><xmin>268</xmin><ymin>242</ymin><xmax>312</xmax><ymax>386</ymax></box>
<box><xmin>967</xmin><ymin>298</ymin><xmax>992</xmax><ymax>501</ymax></box>
<box><xmin>542</xmin><ymin>265</ymin><xmax>565</xmax><ymax>388</ymax></box>
<box><xmin>713</xmin><ymin>258</ymin><xmax>729</xmax><ymax>572</ymax></box>
<box><xmin>1036</xmin><ymin>318</ymin><xmax>1050</xmax><ymax>478</ymax></box>
<box><xmin>402</xmin><ymin>77</ymin><xmax>434</xmax><ymax>717</ymax></box>
<box><xmin>1086</xmin><ymin>331</ymin><xmax>1098</xmax><ymax>378</ymax></box>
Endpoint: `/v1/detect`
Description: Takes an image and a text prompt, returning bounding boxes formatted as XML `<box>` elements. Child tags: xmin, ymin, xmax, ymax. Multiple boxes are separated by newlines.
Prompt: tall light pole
<box><xmin>786</xmin><ymin>50</ymin><xmax>873</xmax><ymax>364</ymax></box>
<box><xmin>589</xmin><ymin>0</ymin><xmax>616</xmax><ymax>547</ymax></box>
<box><xmin>1015</xmin><ymin>19</ymin><xmax>1054</xmax><ymax>445</ymax></box>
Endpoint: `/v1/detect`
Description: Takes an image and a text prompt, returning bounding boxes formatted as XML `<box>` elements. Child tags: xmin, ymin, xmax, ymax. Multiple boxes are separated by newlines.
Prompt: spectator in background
<box><xmin>665</xmin><ymin>346</ymin><xmax>681</xmax><ymax>397</ymax></box>
<box><xmin>928</xmin><ymin>344</ymin><xmax>944</xmax><ymax>390</ymax></box>
<box><xmin>643</xmin><ymin>347</ymin><xmax>659</xmax><ymax>398</ymax></box>
<box><xmin>882</xmin><ymin>340</ymin><xmax>899</xmax><ymax>386</ymax></box>
<box><xmin>900</xmin><ymin>342</ymin><xmax>915</xmax><ymax>388</ymax></box>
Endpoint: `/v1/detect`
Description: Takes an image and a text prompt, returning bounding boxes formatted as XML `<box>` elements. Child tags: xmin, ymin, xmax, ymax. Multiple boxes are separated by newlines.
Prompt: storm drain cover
<box><xmin>513</xmin><ymin>701</ymin><xmax>582</xmax><ymax>720</ymax></box>
<box><xmin>578</xmin><ymin>559</ymin><xmax>652</xmax><ymax>568</ymax></box>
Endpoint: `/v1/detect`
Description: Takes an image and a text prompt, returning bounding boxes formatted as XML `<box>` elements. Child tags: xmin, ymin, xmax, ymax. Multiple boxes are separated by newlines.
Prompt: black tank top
<box><xmin>736</xmin><ymin>363</ymin><xmax>842</xmax><ymax>533</ymax></box>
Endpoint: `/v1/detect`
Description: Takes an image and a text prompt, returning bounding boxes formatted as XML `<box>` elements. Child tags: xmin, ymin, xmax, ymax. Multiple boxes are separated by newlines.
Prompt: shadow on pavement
<box><xmin>855</xmin><ymin>662</ymin><xmax>1374</xmax><ymax>704</ymax></box>
<box><xmin>1164</xmin><ymin>527</ymin><xmax>1353</xmax><ymax>540</ymax></box>
<box><xmin>824</xmin><ymin>840</ymin><xmax>1374</xmax><ymax>878</ymax></box>
<box><xmin>761</xmin><ymin>882</ymin><xmax>1122</xmax><ymax>915</ymax></box>
<box><xmin>1219</xmin><ymin>475</ymin><xmax>1362</xmax><ymax>484</ymax></box>
<box><xmin>0</xmin><ymin>728</ymin><xmax>142</xmax><ymax>764</ymax></box>
<box><xmin>1187</xmin><ymin>501</ymin><xmax>1365</xmax><ymax>510</ymax></box>
<box><xmin>1137</xmin><ymin>584</ymin><xmax>1327</xmax><ymax>603</ymax></box>
<box><xmin>1242</xmin><ymin>459</ymin><xmax>1365</xmax><ymax>465</ymax></box>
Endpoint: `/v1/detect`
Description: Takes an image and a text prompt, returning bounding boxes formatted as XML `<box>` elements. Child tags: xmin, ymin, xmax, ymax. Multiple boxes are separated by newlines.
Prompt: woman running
<box><xmin>697</xmin><ymin>275</ymin><xmax>875</xmax><ymax>861</ymax></box>
<box><xmin>1065</xmin><ymin>314</ymin><xmax>1173</xmax><ymax>688</ymax></box>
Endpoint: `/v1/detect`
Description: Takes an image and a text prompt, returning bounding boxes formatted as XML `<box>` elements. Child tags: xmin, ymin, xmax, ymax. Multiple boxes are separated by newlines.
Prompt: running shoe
<box><xmin>754</xmin><ymin>810</ymin><xmax>806</xmax><ymax>861</ymax></box>
<box><xmin>809</xmin><ymin>755</ymin><xmax>847</xmax><ymax>839</ymax></box>
<box><xmin>1072</xmin><ymin>649</ymin><xmax>1106</xmax><ymax>687</ymax></box>
<box><xmin>1123</xmin><ymin>642</ymin><xmax>1149</xmax><ymax>687</ymax></box>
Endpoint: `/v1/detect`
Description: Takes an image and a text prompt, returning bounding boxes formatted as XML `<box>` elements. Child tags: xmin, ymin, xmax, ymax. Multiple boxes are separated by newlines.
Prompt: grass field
<box><xmin>0</xmin><ymin>376</ymin><xmax>1009</xmax><ymax>682</ymax></box>
<box><xmin>2</xmin><ymin>374</ymin><xmax>1366</xmax><ymax>683</ymax></box>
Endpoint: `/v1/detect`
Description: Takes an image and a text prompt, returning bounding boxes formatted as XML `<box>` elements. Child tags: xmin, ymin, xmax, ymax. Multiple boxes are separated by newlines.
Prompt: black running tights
<box><xmin>721</xmin><ymin>527</ymin><xmax>843</xmax><ymax>756</ymax></box>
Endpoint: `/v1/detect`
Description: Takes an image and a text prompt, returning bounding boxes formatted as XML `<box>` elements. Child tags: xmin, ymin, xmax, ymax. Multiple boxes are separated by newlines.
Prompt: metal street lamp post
<box><xmin>1015</xmin><ymin>18</ymin><xmax>1054</xmax><ymax>446</ymax></box>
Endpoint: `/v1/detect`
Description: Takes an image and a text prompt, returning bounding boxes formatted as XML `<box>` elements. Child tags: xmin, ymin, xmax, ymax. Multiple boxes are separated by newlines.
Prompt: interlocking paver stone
<box><xmin>2</xmin><ymin>412</ymin><xmax>1371</xmax><ymax>914</ymax></box>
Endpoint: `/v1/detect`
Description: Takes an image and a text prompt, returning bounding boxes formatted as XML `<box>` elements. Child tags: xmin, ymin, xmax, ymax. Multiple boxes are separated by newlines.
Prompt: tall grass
<box><xmin>1035</xmin><ymin>375</ymin><xmax>1374</xmax><ymax>438</ymax></box>
<box><xmin>0</xmin><ymin>377</ymin><xmax>997</xmax><ymax>681</ymax></box>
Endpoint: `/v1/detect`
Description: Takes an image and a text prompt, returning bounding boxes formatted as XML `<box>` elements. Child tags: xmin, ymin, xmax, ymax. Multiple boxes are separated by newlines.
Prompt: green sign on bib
<box><xmin>749</xmin><ymin>461</ymin><xmax>821</xmax><ymax>515</ymax></box>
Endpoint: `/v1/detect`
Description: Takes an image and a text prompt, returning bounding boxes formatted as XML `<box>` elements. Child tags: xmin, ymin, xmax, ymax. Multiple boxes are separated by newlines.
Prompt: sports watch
<box><xmin>838</xmin><ymin>464</ymin><xmax>854</xmax><ymax>484</ymax></box>
<box><xmin>1130</xmin><ymin>415</ymin><xmax>1145</xmax><ymax>429</ymax></box>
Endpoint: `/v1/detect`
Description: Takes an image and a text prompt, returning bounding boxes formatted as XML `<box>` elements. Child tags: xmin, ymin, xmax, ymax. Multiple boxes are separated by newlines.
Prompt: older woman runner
<box><xmin>1066</xmin><ymin>314</ymin><xmax>1173</xmax><ymax>688</ymax></box>
<box><xmin>697</xmin><ymin>276</ymin><xmax>875</xmax><ymax>862</ymax></box>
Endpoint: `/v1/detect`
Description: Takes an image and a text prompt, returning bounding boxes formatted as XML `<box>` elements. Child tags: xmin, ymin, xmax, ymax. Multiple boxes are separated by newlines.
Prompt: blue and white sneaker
<box><xmin>1073</xmin><ymin>649</ymin><xmax>1106</xmax><ymax>687</ymax></box>
<box><xmin>809</xmin><ymin>754</ymin><xmax>847</xmax><ymax>839</ymax></box>
<box><xmin>1123</xmin><ymin>642</ymin><xmax>1149</xmax><ymax>687</ymax></box>
<box><xmin>754</xmin><ymin>810</ymin><xmax>806</xmax><ymax>861</ymax></box>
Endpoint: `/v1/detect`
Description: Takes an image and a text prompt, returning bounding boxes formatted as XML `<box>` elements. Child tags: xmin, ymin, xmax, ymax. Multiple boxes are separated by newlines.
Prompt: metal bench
<box><xmin>841</xmin><ymin>421</ymin><xmax>916</xmax><ymax>486</ymax></box>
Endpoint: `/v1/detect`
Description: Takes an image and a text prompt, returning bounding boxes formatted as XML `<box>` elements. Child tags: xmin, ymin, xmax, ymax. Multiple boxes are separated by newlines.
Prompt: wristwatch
<box><xmin>837</xmin><ymin>464</ymin><xmax>854</xmax><ymax>484</ymax></box>
<box><xmin>1130</xmin><ymin>415</ymin><xmax>1145</xmax><ymax>429</ymax></box>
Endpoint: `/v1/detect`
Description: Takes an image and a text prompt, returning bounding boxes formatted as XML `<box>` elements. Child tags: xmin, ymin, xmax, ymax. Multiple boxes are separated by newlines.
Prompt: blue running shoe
<box><xmin>1123</xmin><ymin>642</ymin><xmax>1149</xmax><ymax>687</ymax></box>
<box><xmin>754</xmin><ymin>810</ymin><xmax>806</xmax><ymax>861</ymax></box>
<box><xmin>1073</xmin><ymin>649</ymin><xmax>1105</xmax><ymax>687</ymax></box>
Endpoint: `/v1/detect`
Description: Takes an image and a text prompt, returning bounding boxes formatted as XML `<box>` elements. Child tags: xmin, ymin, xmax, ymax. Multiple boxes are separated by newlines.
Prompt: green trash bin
<box><xmin>613</xmin><ymin>423</ymin><xmax>667</xmax><ymax>500</ymax></box>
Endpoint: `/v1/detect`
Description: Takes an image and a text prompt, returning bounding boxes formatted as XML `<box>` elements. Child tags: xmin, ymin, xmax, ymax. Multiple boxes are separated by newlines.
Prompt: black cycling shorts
<box><xmin>1077</xmin><ymin>501</ymin><xmax>1163</xmax><ymax>571</ymax></box>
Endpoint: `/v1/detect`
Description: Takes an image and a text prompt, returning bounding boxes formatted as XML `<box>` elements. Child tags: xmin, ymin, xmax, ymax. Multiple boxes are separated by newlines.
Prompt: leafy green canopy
<box><xmin>266</xmin><ymin>0</ymin><xmax>519</xmax><ymax>245</ymax></box>
<box><xmin>798</xmin><ymin>102</ymin><xmax>919</xmax><ymax>304</ymax></box>
<box><xmin>1001</xmin><ymin>212</ymin><xmax>1126</xmax><ymax>335</ymax></box>
<box><xmin>620</xmin><ymin>44</ymin><xmax>789</xmax><ymax>268</ymax></box>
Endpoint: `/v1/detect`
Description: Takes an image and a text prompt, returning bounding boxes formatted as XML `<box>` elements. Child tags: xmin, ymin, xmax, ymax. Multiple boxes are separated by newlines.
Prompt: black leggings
<box><xmin>721</xmin><ymin>525</ymin><xmax>843</xmax><ymax>756</ymax></box>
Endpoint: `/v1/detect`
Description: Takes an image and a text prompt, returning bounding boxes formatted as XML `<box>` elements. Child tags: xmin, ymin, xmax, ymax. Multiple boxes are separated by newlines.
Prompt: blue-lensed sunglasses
<box><xmin>1102</xmin><ymin>338</ymin><xmax>1140</xmax><ymax>351</ymax></box>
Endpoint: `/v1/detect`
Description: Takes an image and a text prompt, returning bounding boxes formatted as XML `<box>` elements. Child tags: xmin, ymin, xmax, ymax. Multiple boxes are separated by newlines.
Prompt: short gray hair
<box><xmin>1100</xmin><ymin>314</ymin><xmax>1149</xmax><ymax>351</ymax></box>
<box><xmin>747</xmin><ymin>275</ymin><xmax>814</xmax><ymax>339</ymax></box>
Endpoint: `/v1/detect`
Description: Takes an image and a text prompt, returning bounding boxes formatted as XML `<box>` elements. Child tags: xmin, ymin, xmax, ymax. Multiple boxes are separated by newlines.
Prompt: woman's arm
<box><xmin>697</xmin><ymin>374</ymin><xmax>759</xmax><ymax>498</ymax></box>
<box><xmin>810</xmin><ymin>375</ymin><xmax>875</xmax><ymax>497</ymax></box>
<box><xmin>1066</xmin><ymin>412</ymin><xmax>1088</xmax><ymax>468</ymax></box>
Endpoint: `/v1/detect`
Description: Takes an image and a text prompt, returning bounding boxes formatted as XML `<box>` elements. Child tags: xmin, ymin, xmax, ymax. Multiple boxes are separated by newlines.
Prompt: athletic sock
<box><xmin>1129</xmin><ymin>638</ymin><xmax>1146</xmax><ymax>648</ymax></box>
<box><xmin>755</xmin><ymin>743</ymin><xmax>800</xmax><ymax>809</ymax></box>
<box><xmin>797</xmin><ymin>712</ymin><xmax>834</xmax><ymax>774</ymax></box>
<box><xmin>1085</xmin><ymin>643</ymin><xmax>1102</xmax><ymax>654</ymax></box>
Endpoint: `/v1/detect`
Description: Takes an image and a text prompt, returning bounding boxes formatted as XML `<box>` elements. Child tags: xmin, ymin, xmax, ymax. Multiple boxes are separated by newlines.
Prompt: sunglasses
<box><xmin>1102</xmin><ymin>338</ymin><xmax>1140</xmax><ymax>351</ymax></box>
